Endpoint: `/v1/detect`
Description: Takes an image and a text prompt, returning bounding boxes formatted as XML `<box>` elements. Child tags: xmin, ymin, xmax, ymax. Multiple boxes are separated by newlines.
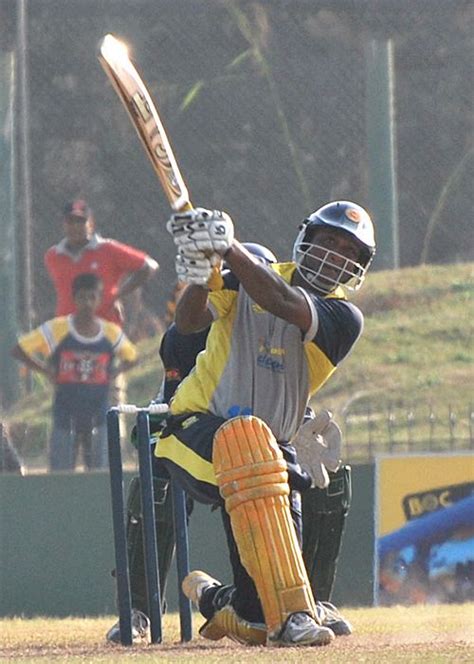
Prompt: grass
<box><xmin>1</xmin><ymin>604</ymin><xmax>473</xmax><ymax>662</ymax></box>
<box><xmin>322</xmin><ymin>263</ymin><xmax>473</xmax><ymax>411</ymax></box>
<box><xmin>4</xmin><ymin>262</ymin><xmax>474</xmax><ymax>465</ymax></box>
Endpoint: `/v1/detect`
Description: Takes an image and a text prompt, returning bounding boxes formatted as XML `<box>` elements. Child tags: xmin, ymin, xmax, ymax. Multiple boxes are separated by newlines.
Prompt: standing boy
<box><xmin>12</xmin><ymin>273</ymin><xmax>137</xmax><ymax>471</ymax></box>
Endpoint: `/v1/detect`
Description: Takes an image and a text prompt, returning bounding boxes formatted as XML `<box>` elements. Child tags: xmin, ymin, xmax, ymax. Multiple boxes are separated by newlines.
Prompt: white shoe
<box><xmin>105</xmin><ymin>608</ymin><xmax>151</xmax><ymax>644</ymax></box>
<box><xmin>182</xmin><ymin>570</ymin><xmax>221</xmax><ymax>607</ymax></box>
<box><xmin>271</xmin><ymin>612</ymin><xmax>335</xmax><ymax>647</ymax></box>
<box><xmin>316</xmin><ymin>600</ymin><xmax>353</xmax><ymax>636</ymax></box>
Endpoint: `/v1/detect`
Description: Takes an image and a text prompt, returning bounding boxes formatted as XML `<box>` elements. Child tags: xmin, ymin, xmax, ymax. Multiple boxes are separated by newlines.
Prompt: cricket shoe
<box><xmin>105</xmin><ymin>608</ymin><xmax>151</xmax><ymax>644</ymax></box>
<box><xmin>270</xmin><ymin>612</ymin><xmax>335</xmax><ymax>647</ymax></box>
<box><xmin>316</xmin><ymin>600</ymin><xmax>353</xmax><ymax>636</ymax></box>
<box><xmin>182</xmin><ymin>570</ymin><xmax>221</xmax><ymax>607</ymax></box>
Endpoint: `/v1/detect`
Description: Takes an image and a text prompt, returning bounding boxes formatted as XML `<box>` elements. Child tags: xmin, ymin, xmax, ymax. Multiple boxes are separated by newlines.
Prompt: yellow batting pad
<box><xmin>213</xmin><ymin>416</ymin><xmax>318</xmax><ymax>641</ymax></box>
<box><xmin>200</xmin><ymin>605</ymin><xmax>266</xmax><ymax>646</ymax></box>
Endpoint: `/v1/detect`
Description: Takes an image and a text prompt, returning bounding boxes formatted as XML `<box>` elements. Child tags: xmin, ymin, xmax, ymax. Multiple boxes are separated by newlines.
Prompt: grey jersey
<box><xmin>170</xmin><ymin>262</ymin><xmax>363</xmax><ymax>441</ymax></box>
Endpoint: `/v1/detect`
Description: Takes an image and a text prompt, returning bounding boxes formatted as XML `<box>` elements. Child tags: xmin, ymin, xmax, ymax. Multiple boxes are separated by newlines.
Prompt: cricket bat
<box><xmin>98</xmin><ymin>33</ymin><xmax>192</xmax><ymax>212</ymax></box>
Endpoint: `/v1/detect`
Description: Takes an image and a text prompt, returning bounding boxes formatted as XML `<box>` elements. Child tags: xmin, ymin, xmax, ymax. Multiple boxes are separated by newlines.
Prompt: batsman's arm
<box><xmin>175</xmin><ymin>285</ymin><xmax>213</xmax><ymax>335</ymax></box>
<box><xmin>223</xmin><ymin>241</ymin><xmax>313</xmax><ymax>333</ymax></box>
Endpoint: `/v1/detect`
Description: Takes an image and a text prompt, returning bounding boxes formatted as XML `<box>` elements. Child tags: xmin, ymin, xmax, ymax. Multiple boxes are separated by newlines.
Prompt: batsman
<box><xmin>151</xmin><ymin>201</ymin><xmax>376</xmax><ymax>647</ymax></box>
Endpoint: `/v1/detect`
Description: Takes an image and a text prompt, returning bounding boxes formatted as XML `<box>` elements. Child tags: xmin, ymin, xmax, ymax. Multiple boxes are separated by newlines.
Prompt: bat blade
<box><xmin>98</xmin><ymin>33</ymin><xmax>192</xmax><ymax>212</ymax></box>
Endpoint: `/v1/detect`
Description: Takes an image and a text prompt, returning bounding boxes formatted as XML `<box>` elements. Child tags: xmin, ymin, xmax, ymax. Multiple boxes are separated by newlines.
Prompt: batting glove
<box><xmin>167</xmin><ymin>207</ymin><xmax>234</xmax><ymax>256</ymax></box>
<box><xmin>292</xmin><ymin>410</ymin><xmax>342</xmax><ymax>489</ymax></box>
<box><xmin>175</xmin><ymin>252</ymin><xmax>214</xmax><ymax>286</ymax></box>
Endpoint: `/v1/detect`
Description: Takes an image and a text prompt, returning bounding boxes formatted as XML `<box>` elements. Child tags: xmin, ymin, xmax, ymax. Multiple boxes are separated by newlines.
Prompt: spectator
<box><xmin>11</xmin><ymin>273</ymin><xmax>137</xmax><ymax>471</ymax></box>
<box><xmin>44</xmin><ymin>199</ymin><xmax>159</xmax><ymax>328</ymax></box>
<box><xmin>44</xmin><ymin>198</ymin><xmax>158</xmax><ymax>412</ymax></box>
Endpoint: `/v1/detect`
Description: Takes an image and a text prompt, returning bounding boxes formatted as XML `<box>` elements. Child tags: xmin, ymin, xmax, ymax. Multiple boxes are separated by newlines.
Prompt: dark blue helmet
<box><xmin>293</xmin><ymin>201</ymin><xmax>376</xmax><ymax>294</ymax></box>
<box><xmin>242</xmin><ymin>242</ymin><xmax>277</xmax><ymax>264</ymax></box>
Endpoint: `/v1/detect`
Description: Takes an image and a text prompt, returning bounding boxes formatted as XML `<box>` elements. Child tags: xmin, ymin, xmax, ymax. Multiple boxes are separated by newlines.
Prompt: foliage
<box><xmin>1</xmin><ymin>0</ymin><xmax>471</xmax><ymax>325</ymax></box>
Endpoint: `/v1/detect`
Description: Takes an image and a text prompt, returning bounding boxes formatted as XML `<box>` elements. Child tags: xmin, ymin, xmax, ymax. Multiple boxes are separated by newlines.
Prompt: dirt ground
<box><xmin>1</xmin><ymin>605</ymin><xmax>473</xmax><ymax>663</ymax></box>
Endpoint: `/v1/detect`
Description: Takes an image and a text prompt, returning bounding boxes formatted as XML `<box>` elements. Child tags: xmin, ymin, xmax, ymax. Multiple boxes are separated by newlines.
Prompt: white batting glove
<box><xmin>167</xmin><ymin>207</ymin><xmax>234</xmax><ymax>256</ymax></box>
<box><xmin>175</xmin><ymin>252</ymin><xmax>213</xmax><ymax>286</ymax></box>
<box><xmin>292</xmin><ymin>410</ymin><xmax>342</xmax><ymax>489</ymax></box>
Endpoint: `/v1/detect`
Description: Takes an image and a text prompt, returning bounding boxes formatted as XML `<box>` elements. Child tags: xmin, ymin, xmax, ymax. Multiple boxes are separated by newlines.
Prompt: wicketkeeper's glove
<box><xmin>292</xmin><ymin>410</ymin><xmax>342</xmax><ymax>489</ymax></box>
<box><xmin>130</xmin><ymin>410</ymin><xmax>169</xmax><ymax>449</ymax></box>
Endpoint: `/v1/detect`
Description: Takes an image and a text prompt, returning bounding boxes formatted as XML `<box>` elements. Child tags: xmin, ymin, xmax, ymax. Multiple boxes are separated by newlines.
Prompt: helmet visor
<box><xmin>294</xmin><ymin>241</ymin><xmax>369</xmax><ymax>294</ymax></box>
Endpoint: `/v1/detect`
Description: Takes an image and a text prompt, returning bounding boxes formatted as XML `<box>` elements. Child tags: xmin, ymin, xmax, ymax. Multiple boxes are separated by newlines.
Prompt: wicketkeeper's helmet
<box><xmin>242</xmin><ymin>242</ymin><xmax>277</xmax><ymax>265</ymax></box>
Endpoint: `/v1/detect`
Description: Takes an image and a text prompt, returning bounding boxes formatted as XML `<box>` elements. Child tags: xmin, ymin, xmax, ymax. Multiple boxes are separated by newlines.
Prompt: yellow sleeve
<box><xmin>208</xmin><ymin>264</ymin><xmax>292</xmax><ymax>319</ymax></box>
<box><xmin>117</xmin><ymin>335</ymin><xmax>137</xmax><ymax>363</ymax></box>
<box><xmin>17</xmin><ymin>317</ymin><xmax>69</xmax><ymax>358</ymax></box>
<box><xmin>208</xmin><ymin>288</ymin><xmax>237</xmax><ymax>319</ymax></box>
<box><xmin>103</xmin><ymin>322</ymin><xmax>138</xmax><ymax>363</ymax></box>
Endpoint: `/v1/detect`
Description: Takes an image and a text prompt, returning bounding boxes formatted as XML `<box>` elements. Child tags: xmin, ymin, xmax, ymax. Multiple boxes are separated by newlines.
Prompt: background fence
<box><xmin>342</xmin><ymin>402</ymin><xmax>474</xmax><ymax>462</ymax></box>
<box><xmin>0</xmin><ymin>1</ymin><xmax>472</xmax><ymax>430</ymax></box>
<box><xmin>1</xmin><ymin>400</ymin><xmax>472</xmax><ymax>471</ymax></box>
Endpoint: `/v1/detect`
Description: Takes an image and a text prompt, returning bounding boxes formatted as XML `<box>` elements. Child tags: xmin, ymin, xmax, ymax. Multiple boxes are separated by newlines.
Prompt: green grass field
<box><xmin>1</xmin><ymin>604</ymin><xmax>473</xmax><ymax>662</ymax></box>
<box><xmin>5</xmin><ymin>261</ymin><xmax>473</xmax><ymax>467</ymax></box>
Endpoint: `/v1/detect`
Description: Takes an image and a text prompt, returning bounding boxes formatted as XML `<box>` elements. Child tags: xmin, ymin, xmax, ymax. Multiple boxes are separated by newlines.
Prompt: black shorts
<box><xmin>154</xmin><ymin>412</ymin><xmax>226</xmax><ymax>505</ymax></box>
<box><xmin>153</xmin><ymin>412</ymin><xmax>311</xmax><ymax>506</ymax></box>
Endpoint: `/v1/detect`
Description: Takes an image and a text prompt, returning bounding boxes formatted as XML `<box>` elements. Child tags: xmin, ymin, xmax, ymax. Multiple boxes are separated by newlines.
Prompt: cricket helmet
<box><xmin>293</xmin><ymin>201</ymin><xmax>376</xmax><ymax>294</ymax></box>
<box><xmin>242</xmin><ymin>242</ymin><xmax>277</xmax><ymax>264</ymax></box>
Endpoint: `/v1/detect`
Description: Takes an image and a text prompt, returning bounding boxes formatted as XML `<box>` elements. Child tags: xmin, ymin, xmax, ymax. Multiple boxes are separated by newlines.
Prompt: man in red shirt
<box><xmin>44</xmin><ymin>199</ymin><xmax>159</xmax><ymax>327</ymax></box>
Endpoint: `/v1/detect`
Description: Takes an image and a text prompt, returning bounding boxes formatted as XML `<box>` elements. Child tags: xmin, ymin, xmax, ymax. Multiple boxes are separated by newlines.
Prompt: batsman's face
<box><xmin>299</xmin><ymin>228</ymin><xmax>363</xmax><ymax>294</ymax></box>
<box><xmin>63</xmin><ymin>215</ymin><xmax>93</xmax><ymax>246</ymax></box>
<box><xmin>307</xmin><ymin>228</ymin><xmax>361</xmax><ymax>264</ymax></box>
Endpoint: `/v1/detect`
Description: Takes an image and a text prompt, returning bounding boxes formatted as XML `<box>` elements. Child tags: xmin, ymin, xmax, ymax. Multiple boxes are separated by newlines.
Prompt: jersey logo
<box><xmin>257</xmin><ymin>340</ymin><xmax>286</xmax><ymax>373</ymax></box>
<box><xmin>56</xmin><ymin>350</ymin><xmax>110</xmax><ymax>384</ymax></box>
<box><xmin>165</xmin><ymin>368</ymin><xmax>181</xmax><ymax>381</ymax></box>
<box><xmin>257</xmin><ymin>353</ymin><xmax>285</xmax><ymax>373</ymax></box>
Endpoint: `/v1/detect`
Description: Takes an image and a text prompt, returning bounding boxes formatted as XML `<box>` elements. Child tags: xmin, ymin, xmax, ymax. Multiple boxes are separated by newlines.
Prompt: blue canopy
<box><xmin>378</xmin><ymin>494</ymin><xmax>474</xmax><ymax>561</ymax></box>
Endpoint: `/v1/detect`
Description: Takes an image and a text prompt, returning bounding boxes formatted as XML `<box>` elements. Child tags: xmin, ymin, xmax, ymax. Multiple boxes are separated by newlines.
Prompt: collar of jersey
<box><xmin>55</xmin><ymin>233</ymin><xmax>105</xmax><ymax>258</ymax></box>
<box><xmin>67</xmin><ymin>314</ymin><xmax>104</xmax><ymax>344</ymax></box>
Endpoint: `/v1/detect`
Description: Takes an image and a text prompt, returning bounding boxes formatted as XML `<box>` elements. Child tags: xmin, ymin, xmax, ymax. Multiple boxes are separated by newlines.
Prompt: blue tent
<box><xmin>378</xmin><ymin>495</ymin><xmax>474</xmax><ymax>562</ymax></box>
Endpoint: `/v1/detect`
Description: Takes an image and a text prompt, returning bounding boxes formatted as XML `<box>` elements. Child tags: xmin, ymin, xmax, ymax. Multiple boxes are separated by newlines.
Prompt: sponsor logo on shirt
<box><xmin>257</xmin><ymin>339</ymin><xmax>285</xmax><ymax>373</ymax></box>
<box><xmin>57</xmin><ymin>350</ymin><xmax>110</xmax><ymax>384</ymax></box>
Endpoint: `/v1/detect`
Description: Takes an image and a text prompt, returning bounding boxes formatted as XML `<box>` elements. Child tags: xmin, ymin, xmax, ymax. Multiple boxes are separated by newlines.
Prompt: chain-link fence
<box><xmin>1</xmin><ymin>0</ymin><xmax>472</xmax><ymax>328</ymax></box>
<box><xmin>342</xmin><ymin>401</ymin><xmax>474</xmax><ymax>462</ymax></box>
<box><xmin>0</xmin><ymin>1</ymin><xmax>472</xmax><ymax>461</ymax></box>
